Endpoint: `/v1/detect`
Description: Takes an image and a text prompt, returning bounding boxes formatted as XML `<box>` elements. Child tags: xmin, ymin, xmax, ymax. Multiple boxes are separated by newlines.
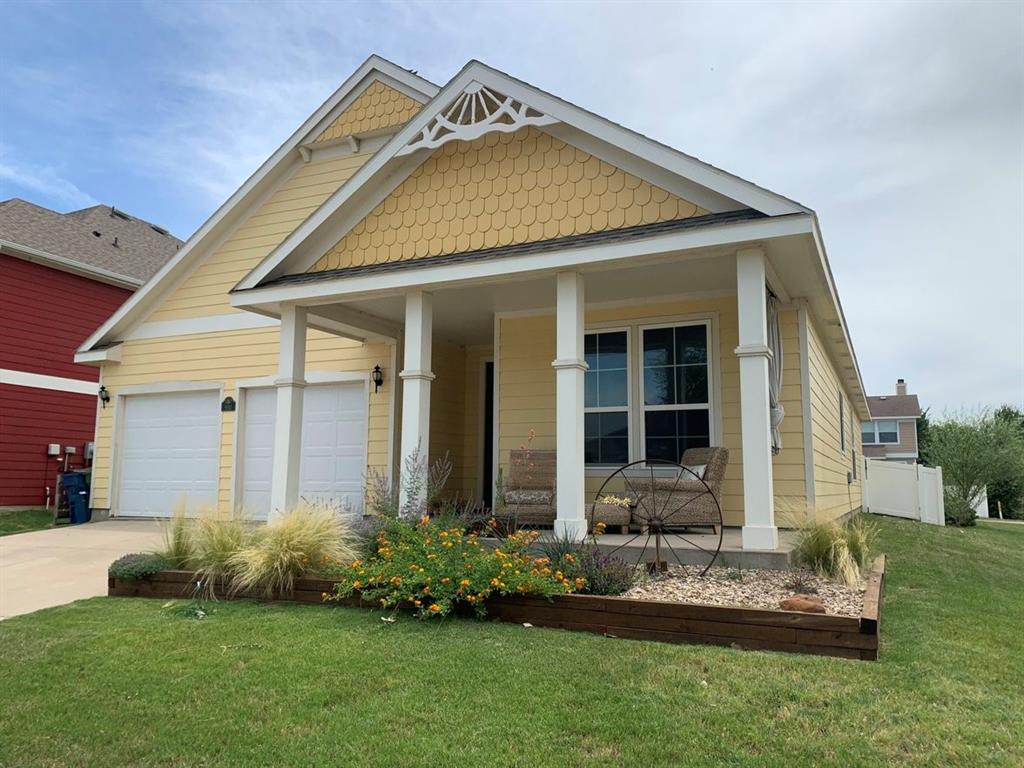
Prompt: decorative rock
<box><xmin>780</xmin><ymin>594</ymin><xmax>826</xmax><ymax>613</ymax></box>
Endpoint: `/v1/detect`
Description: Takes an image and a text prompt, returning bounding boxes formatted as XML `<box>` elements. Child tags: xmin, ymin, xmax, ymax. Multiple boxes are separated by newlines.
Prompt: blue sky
<box><xmin>1</xmin><ymin>1</ymin><xmax>1021</xmax><ymax>412</ymax></box>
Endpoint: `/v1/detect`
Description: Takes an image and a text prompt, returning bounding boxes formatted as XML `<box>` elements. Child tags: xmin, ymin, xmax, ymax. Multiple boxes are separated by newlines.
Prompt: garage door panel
<box><xmin>117</xmin><ymin>391</ymin><xmax>220</xmax><ymax>517</ymax></box>
<box><xmin>241</xmin><ymin>382</ymin><xmax>368</xmax><ymax>519</ymax></box>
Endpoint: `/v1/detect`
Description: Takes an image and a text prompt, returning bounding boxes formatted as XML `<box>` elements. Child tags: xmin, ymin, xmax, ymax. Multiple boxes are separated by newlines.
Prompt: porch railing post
<box><xmin>270</xmin><ymin>303</ymin><xmax>307</xmax><ymax>518</ymax></box>
<box><xmin>735</xmin><ymin>247</ymin><xmax>779</xmax><ymax>550</ymax></box>
<box><xmin>552</xmin><ymin>271</ymin><xmax>588</xmax><ymax>540</ymax></box>
<box><xmin>399</xmin><ymin>290</ymin><xmax>434</xmax><ymax>512</ymax></box>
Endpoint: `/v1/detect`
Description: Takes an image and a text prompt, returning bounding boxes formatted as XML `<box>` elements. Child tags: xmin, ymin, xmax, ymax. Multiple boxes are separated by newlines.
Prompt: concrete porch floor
<box><xmin>547</xmin><ymin>527</ymin><xmax>797</xmax><ymax>570</ymax></box>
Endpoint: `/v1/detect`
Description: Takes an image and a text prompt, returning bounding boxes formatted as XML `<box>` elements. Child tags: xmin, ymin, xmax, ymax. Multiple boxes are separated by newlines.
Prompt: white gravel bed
<box><xmin>622</xmin><ymin>564</ymin><xmax>865</xmax><ymax>617</ymax></box>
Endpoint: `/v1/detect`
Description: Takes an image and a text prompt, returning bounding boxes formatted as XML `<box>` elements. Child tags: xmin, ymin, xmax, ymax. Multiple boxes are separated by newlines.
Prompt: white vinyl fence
<box><xmin>863</xmin><ymin>459</ymin><xmax>945</xmax><ymax>526</ymax></box>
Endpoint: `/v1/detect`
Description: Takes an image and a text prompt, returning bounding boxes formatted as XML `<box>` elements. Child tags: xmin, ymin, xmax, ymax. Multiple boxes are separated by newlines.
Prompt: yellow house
<box><xmin>76</xmin><ymin>56</ymin><xmax>868</xmax><ymax>552</ymax></box>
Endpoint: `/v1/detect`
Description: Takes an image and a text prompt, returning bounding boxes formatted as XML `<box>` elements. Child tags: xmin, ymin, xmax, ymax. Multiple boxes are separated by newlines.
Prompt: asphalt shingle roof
<box><xmin>867</xmin><ymin>394</ymin><xmax>921</xmax><ymax>419</ymax></box>
<box><xmin>253</xmin><ymin>209</ymin><xmax>767</xmax><ymax>289</ymax></box>
<box><xmin>0</xmin><ymin>198</ymin><xmax>182</xmax><ymax>283</ymax></box>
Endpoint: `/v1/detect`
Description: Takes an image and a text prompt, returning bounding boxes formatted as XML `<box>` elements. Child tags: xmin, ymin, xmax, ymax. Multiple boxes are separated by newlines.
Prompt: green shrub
<box><xmin>229</xmin><ymin>502</ymin><xmax>359</xmax><ymax>597</ymax></box>
<box><xmin>109</xmin><ymin>553</ymin><xmax>172</xmax><ymax>580</ymax></box>
<box><xmin>331</xmin><ymin>517</ymin><xmax>580</xmax><ymax>618</ymax></box>
<box><xmin>571</xmin><ymin>547</ymin><xmax>635</xmax><ymax>595</ymax></box>
<box><xmin>944</xmin><ymin>495</ymin><xmax>977</xmax><ymax>527</ymax></box>
<box><xmin>191</xmin><ymin>513</ymin><xmax>258</xmax><ymax>597</ymax></box>
<box><xmin>794</xmin><ymin>515</ymin><xmax>876</xmax><ymax>585</ymax></box>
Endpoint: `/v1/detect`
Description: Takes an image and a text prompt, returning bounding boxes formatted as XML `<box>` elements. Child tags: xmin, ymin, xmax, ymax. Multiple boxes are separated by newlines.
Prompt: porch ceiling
<box><xmin>339</xmin><ymin>249</ymin><xmax>739</xmax><ymax>345</ymax></box>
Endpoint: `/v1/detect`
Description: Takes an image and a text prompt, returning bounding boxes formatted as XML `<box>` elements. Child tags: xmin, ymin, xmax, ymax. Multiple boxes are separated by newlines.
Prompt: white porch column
<box><xmin>735</xmin><ymin>247</ymin><xmax>778</xmax><ymax>550</ymax></box>
<box><xmin>552</xmin><ymin>272</ymin><xmax>587</xmax><ymax>540</ymax></box>
<box><xmin>270</xmin><ymin>304</ymin><xmax>307</xmax><ymax>517</ymax></box>
<box><xmin>399</xmin><ymin>290</ymin><xmax>434</xmax><ymax>510</ymax></box>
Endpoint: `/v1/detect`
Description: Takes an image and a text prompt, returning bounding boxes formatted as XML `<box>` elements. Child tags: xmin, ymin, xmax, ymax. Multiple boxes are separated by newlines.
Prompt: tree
<box><xmin>987</xmin><ymin>406</ymin><xmax>1024</xmax><ymax>519</ymax></box>
<box><xmin>916</xmin><ymin>408</ymin><xmax>932</xmax><ymax>465</ymax></box>
<box><xmin>924</xmin><ymin>410</ymin><xmax>1024</xmax><ymax>525</ymax></box>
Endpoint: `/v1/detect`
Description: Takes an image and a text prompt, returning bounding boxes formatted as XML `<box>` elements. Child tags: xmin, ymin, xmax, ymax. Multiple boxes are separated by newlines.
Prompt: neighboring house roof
<box><xmin>0</xmin><ymin>198</ymin><xmax>182</xmax><ymax>286</ymax></box>
<box><xmin>867</xmin><ymin>395</ymin><xmax>921</xmax><ymax>419</ymax></box>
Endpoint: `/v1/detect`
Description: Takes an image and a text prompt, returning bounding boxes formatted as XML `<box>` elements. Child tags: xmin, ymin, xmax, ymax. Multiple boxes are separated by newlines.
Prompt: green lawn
<box><xmin>0</xmin><ymin>507</ymin><xmax>55</xmax><ymax>536</ymax></box>
<box><xmin>1</xmin><ymin>516</ymin><xmax>1020</xmax><ymax>767</ymax></box>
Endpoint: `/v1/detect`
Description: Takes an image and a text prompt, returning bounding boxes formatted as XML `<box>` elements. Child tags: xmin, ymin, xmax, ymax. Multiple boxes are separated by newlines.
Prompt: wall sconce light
<box><xmin>372</xmin><ymin>365</ymin><xmax>384</xmax><ymax>393</ymax></box>
<box><xmin>98</xmin><ymin>385</ymin><xmax>110</xmax><ymax>408</ymax></box>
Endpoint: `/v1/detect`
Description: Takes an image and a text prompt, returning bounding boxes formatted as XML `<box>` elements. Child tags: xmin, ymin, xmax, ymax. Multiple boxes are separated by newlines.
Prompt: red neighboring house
<box><xmin>0</xmin><ymin>199</ymin><xmax>181</xmax><ymax>506</ymax></box>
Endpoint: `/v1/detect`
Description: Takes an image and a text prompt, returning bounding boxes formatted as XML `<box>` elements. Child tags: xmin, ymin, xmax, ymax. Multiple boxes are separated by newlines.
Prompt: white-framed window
<box><xmin>583</xmin><ymin>329</ymin><xmax>630</xmax><ymax>466</ymax></box>
<box><xmin>583</xmin><ymin>317</ymin><xmax>716</xmax><ymax>468</ymax></box>
<box><xmin>862</xmin><ymin>419</ymin><xmax>899</xmax><ymax>445</ymax></box>
<box><xmin>639</xmin><ymin>321</ymin><xmax>713</xmax><ymax>463</ymax></box>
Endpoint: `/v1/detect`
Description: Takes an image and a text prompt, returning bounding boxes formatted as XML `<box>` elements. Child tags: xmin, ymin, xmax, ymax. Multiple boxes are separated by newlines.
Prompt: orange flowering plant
<box><xmin>330</xmin><ymin>516</ymin><xmax>580</xmax><ymax>618</ymax></box>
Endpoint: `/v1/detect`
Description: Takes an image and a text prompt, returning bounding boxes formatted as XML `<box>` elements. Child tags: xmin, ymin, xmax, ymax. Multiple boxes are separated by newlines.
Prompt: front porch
<box><xmin>236</xmin><ymin>235</ymin><xmax>813</xmax><ymax>553</ymax></box>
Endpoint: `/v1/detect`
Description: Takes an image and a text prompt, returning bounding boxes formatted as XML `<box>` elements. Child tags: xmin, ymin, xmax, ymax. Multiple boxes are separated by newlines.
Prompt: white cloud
<box><xmin>0</xmin><ymin>145</ymin><xmax>98</xmax><ymax>209</ymax></box>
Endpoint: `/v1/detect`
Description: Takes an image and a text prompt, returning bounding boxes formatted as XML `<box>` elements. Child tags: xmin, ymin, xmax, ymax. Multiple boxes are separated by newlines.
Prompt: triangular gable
<box><xmin>309</xmin><ymin>126</ymin><xmax>708</xmax><ymax>272</ymax></box>
<box><xmin>312</xmin><ymin>80</ymin><xmax>423</xmax><ymax>144</ymax></box>
<box><xmin>75</xmin><ymin>55</ymin><xmax>437</xmax><ymax>355</ymax></box>
<box><xmin>236</xmin><ymin>60</ymin><xmax>808</xmax><ymax>290</ymax></box>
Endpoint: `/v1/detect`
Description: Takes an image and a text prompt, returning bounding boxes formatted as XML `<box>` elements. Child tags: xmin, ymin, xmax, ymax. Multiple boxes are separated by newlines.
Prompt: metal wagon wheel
<box><xmin>589</xmin><ymin>459</ymin><xmax>724</xmax><ymax>576</ymax></box>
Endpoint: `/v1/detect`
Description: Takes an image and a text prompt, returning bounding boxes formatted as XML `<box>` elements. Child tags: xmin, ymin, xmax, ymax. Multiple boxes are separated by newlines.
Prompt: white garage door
<box><xmin>240</xmin><ymin>382</ymin><xmax>368</xmax><ymax>519</ymax></box>
<box><xmin>117</xmin><ymin>391</ymin><xmax>221</xmax><ymax>517</ymax></box>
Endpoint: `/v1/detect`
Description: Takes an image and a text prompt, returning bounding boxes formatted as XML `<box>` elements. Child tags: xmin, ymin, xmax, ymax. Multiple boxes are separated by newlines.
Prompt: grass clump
<box><xmin>793</xmin><ymin>514</ymin><xmax>877</xmax><ymax>585</ymax></box>
<box><xmin>229</xmin><ymin>502</ymin><xmax>359</xmax><ymax>597</ymax></box>
<box><xmin>160</xmin><ymin>506</ymin><xmax>195</xmax><ymax>569</ymax></box>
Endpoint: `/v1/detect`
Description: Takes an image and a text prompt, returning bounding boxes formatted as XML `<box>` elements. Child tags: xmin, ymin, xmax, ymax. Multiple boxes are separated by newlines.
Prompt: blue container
<box><xmin>61</xmin><ymin>472</ymin><xmax>91</xmax><ymax>525</ymax></box>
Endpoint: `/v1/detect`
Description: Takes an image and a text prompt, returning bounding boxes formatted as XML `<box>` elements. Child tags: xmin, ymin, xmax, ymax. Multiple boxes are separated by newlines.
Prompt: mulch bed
<box><xmin>108</xmin><ymin>555</ymin><xmax>885</xmax><ymax>660</ymax></box>
<box><xmin>624</xmin><ymin>566</ymin><xmax>865</xmax><ymax>617</ymax></box>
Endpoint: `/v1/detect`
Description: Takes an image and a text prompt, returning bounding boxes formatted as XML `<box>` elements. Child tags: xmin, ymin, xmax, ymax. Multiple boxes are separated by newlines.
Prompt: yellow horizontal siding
<box><xmin>497</xmin><ymin>299</ymin><xmax>809</xmax><ymax>528</ymax></box>
<box><xmin>148</xmin><ymin>152</ymin><xmax>371</xmax><ymax>322</ymax></box>
<box><xmin>806</xmin><ymin>316</ymin><xmax>862</xmax><ymax>521</ymax></box>
<box><xmin>91</xmin><ymin>327</ymin><xmax>395</xmax><ymax>513</ymax></box>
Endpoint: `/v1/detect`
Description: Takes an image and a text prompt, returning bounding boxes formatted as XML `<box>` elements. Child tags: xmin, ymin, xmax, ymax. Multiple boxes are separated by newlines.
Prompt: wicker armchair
<box><xmin>630</xmin><ymin>447</ymin><xmax>729</xmax><ymax>534</ymax></box>
<box><xmin>503</xmin><ymin>449</ymin><xmax>557</xmax><ymax>526</ymax></box>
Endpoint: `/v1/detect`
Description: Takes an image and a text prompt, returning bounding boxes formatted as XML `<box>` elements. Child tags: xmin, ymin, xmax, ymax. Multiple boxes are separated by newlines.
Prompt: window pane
<box><xmin>643</xmin><ymin>327</ymin><xmax>673</xmax><ymax>366</ymax></box>
<box><xmin>644</xmin><ymin>409</ymin><xmax>710</xmax><ymax>462</ymax></box>
<box><xmin>676</xmin><ymin>365</ymin><xmax>708</xmax><ymax>404</ymax></box>
<box><xmin>674</xmin><ymin>325</ymin><xmax>707</xmax><ymax>365</ymax></box>
<box><xmin>585</xmin><ymin>411</ymin><xmax>629</xmax><ymax>465</ymax></box>
<box><xmin>677</xmin><ymin>409</ymin><xmax>710</xmax><ymax>441</ymax></box>
<box><xmin>645</xmin><ymin>437</ymin><xmax>677</xmax><ymax>463</ymax></box>
<box><xmin>598</xmin><ymin>369</ymin><xmax>628</xmax><ymax>407</ymax></box>
<box><xmin>644</xmin><ymin>409</ymin><xmax>676</xmax><ymax>437</ymax></box>
<box><xmin>584</xmin><ymin>334</ymin><xmax>597</xmax><ymax>370</ymax></box>
<box><xmin>878</xmin><ymin>420</ymin><xmax>898</xmax><ymax>443</ymax></box>
<box><xmin>597</xmin><ymin>331</ymin><xmax>627</xmax><ymax>370</ymax></box>
<box><xmin>584</xmin><ymin>371</ymin><xmax>598</xmax><ymax>408</ymax></box>
<box><xmin>861</xmin><ymin>424</ymin><xmax>875</xmax><ymax>444</ymax></box>
<box><xmin>644</xmin><ymin>367</ymin><xmax>675</xmax><ymax>405</ymax></box>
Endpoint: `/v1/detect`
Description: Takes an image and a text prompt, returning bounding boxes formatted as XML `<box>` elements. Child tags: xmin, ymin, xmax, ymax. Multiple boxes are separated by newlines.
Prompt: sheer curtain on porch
<box><xmin>767</xmin><ymin>290</ymin><xmax>784</xmax><ymax>454</ymax></box>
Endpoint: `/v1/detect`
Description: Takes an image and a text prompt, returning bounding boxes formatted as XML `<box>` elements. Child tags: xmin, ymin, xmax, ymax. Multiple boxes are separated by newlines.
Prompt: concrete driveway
<box><xmin>0</xmin><ymin>519</ymin><xmax>164</xmax><ymax>620</ymax></box>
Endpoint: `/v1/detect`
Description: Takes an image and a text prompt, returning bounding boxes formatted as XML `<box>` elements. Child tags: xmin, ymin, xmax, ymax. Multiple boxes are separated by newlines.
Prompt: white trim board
<box><xmin>75</xmin><ymin>55</ymin><xmax>437</xmax><ymax>355</ymax></box>
<box><xmin>0</xmin><ymin>368</ymin><xmax>98</xmax><ymax>396</ymax></box>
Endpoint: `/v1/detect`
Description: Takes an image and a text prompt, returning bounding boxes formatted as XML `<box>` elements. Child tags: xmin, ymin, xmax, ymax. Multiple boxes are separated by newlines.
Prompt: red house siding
<box><xmin>0</xmin><ymin>253</ymin><xmax>131</xmax><ymax>380</ymax></box>
<box><xmin>0</xmin><ymin>385</ymin><xmax>97</xmax><ymax>505</ymax></box>
<box><xmin>0</xmin><ymin>253</ymin><xmax>132</xmax><ymax>505</ymax></box>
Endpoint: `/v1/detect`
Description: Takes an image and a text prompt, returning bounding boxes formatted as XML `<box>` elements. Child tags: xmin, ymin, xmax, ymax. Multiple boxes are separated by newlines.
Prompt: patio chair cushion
<box><xmin>505</xmin><ymin>489</ymin><xmax>554</xmax><ymax>506</ymax></box>
<box><xmin>683</xmin><ymin>463</ymin><xmax>707</xmax><ymax>479</ymax></box>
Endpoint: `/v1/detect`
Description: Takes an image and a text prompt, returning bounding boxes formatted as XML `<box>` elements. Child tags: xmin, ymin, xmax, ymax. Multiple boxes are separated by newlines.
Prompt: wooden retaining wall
<box><xmin>108</xmin><ymin>555</ymin><xmax>885</xmax><ymax>661</ymax></box>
